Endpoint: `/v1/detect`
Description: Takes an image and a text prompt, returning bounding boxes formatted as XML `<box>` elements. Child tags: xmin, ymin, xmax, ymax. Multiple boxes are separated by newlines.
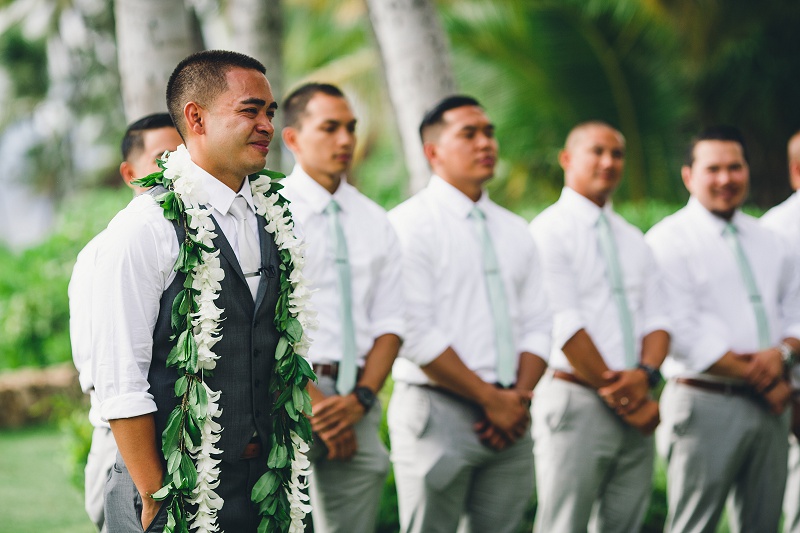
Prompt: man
<box><xmin>528</xmin><ymin>121</ymin><xmax>669</xmax><ymax>533</ymax></box>
<box><xmin>760</xmin><ymin>129</ymin><xmax>800</xmax><ymax>533</ymax></box>
<box><xmin>387</xmin><ymin>95</ymin><xmax>551</xmax><ymax>533</ymax></box>
<box><xmin>92</xmin><ymin>50</ymin><xmax>283</xmax><ymax>532</ymax></box>
<box><xmin>647</xmin><ymin>126</ymin><xmax>800</xmax><ymax>533</ymax></box>
<box><xmin>279</xmin><ymin>83</ymin><xmax>403</xmax><ymax>532</ymax></box>
<box><xmin>68</xmin><ymin>112</ymin><xmax>181</xmax><ymax>532</ymax></box>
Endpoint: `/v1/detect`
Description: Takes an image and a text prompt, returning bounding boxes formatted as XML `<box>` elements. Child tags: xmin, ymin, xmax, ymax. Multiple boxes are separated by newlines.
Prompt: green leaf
<box><xmin>191</xmin><ymin>381</ymin><xmax>208</xmax><ymax>420</ymax></box>
<box><xmin>251</xmin><ymin>470</ymin><xmax>281</xmax><ymax>501</ymax></box>
<box><xmin>162</xmin><ymin>408</ymin><xmax>183</xmax><ymax>453</ymax></box>
<box><xmin>166</xmin><ymin>330</ymin><xmax>189</xmax><ymax>367</ymax></box>
<box><xmin>274</xmin><ymin>336</ymin><xmax>291</xmax><ymax>361</ymax></box>
<box><xmin>291</xmin><ymin>385</ymin><xmax>305</xmax><ymax>414</ymax></box>
<box><xmin>284</xmin><ymin>397</ymin><xmax>299</xmax><ymax>421</ymax></box>
<box><xmin>174</xmin><ymin>375</ymin><xmax>188</xmax><ymax>397</ymax></box>
<box><xmin>255</xmin><ymin>168</ymin><xmax>286</xmax><ymax>181</ymax></box>
<box><xmin>296</xmin><ymin>355</ymin><xmax>316</xmax><ymax>381</ymax></box>
<box><xmin>184</xmin><ymin>332</ymin><xmax>199</xmax><ymax>374</ymax></box>
<box><xmin>170</xmin><ymin>292</ymin><xmax>187</xmax><ymax>332</ymax></box>
<box><xmin>272</xmin><ymin>387</ymin><xmax>292</xmax><ymax>413</ymax></box>
<box><xmin>151</xmin><ymin>483</ymin><xmax>172</xmax><ymax>501</ymax></box>
<box><xmin>174</xmin><ymin>453</ymin><xmax>197</xmax><ymax>490</ymax></box>
<box><xmin>167</xmin><ymin>449</ymin><xmax>182</xmax><ymax>475</ymax></box>
<box><xmin>184</xmin><ymin>413</ymin><xmax>201</xmax><ymax>447</ymax></box>
<box><xmin>267</xmin><ymin>443</ymin><xmax>288</xmax><ymax>469</ymax></box>
<box><xmin>283</xmin><ymin>317</ymin><xmax>302</xmax><ymax>343</ymax></box>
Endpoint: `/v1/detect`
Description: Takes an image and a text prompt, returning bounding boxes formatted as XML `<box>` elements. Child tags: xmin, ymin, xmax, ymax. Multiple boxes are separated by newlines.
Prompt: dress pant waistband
<box><xmin>675</xmin><ymin>377</ymin><xmax>753</xmax><ymax>397</ymax></box>
<box><xmin>313</xmin><ymin>363</ymin><xmax>364</xmax><ymax>382</ymax></box>
<box><xmin>552</xmin><ymin>370</ymin><xmax>593</xmax><ymax>389</ymax></box>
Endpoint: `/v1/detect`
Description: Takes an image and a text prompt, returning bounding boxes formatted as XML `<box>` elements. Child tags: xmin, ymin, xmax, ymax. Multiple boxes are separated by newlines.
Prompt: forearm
<box><xmin>640</xmin><ymin>330</ymin><xmax>669</xmax><ymax>369</ymax></box>
<box><xmin>561</xmin><ymin>329</ymin><xmax>611</xmax><ymax>388</ymax></box>
<box><xmin>515</xmin><ymin>352</ymin><xmax>547</xmax><ymax>391</ymax></box>
<box><xmin>421</xmin><ymin>347</ymin><xmax>496</xmax><ymax>406</ymax></box>
<box><xmin>706</xmin><ymin>351</ymin><xmax>750</xmax><ymax>379</ymax></box>
<box><xmin>358</xmin><ymin>333</ymin><xmax>401</xmax><ymax>393</ymax></box>
<box><xmin>109</xmin><ymin>414</ymin><xmax>164</xmax><ymax>498</ymax></box>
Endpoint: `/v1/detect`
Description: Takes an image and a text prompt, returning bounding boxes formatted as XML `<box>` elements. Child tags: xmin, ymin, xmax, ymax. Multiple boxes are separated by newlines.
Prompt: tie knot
<box><xmin>469</xmin><ymin>205</ymin><xmax>486</xmax><ymax>220</ymax></box>
<box><xmin>230</xmin><ymin>195</ymin><xmax>251</xmax><ymax>221</ymax></box>
<box><xmin>325</xmin><ymin>199</ymin><xmax>341</xmax><ymax>215</ymax></box>
<box><xmin>725</xmin><ymin>222</ymin><xmax>738</xmax><ymax>236</ymax></box>
<box><xmin>597</xmin><ymin>210</ymin><xmax>610</xmax><ymax>227</ymax></box>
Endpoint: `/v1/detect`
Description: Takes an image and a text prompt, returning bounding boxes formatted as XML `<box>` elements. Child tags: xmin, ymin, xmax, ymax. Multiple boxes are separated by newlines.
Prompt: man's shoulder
<box><xmin>529</xmin><ymin>202</ymin><xmax>575</xmax><ymax>238</ymax></box>
<box><xmin>645</xmin><ymin>206</ymin><xmax>690</xmax><ymax>241</ymax></box>
<box><xmin>485</xmin><ymin>201</ymin><xmax>530</xmax><ymax>234</ymax></box>
<box><xmin>762</xmin><ymin>194</ymin><xmax>798</xmax><ymax>230</ymax></box>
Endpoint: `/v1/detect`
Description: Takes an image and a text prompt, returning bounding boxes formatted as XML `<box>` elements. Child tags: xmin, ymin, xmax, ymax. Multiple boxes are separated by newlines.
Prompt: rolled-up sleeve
<box><xmin>367</xmin><ymin>219</ymin><xmax>406</xmax><ymax>341</ymax></box>
<box><xmin>516</xmin><ymin>239</ymin><xmax>552</xmax><ymax>360</ymax></box>
<box><xmin>92</xmin><ymin>196</ymin><xmax>175</xmax><ymax>421</ymax></box>
<box><xmin>640</xmin><ymin>246</ymin><xmax>672</xmax><ymax>337</ymax></box>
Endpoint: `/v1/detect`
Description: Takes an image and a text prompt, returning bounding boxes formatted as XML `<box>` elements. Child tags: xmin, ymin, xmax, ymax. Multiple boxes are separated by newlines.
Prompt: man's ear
<box><xmin>423</xmin><ymin>141</ymin><xmax>437</xmax><ymax>166</ymax></box>
<box><xmin>681</xmin><ymin>165</ymin><xmax>693</xmax><ymax>191</ymax></box>
<box><xmin>558</xmin><ymin>149</ymin><xmax>570</xmax><ymax>172</ymax></box>
<box><xmin>120</xmin><ymin>161</ymin><xmax>136</xmax><ymax>189</ymax></box>
<box><xmin>184</xmin><ymin>102</ymin><xmax>204</xmax><ymax>135</ymax></box>
<box><xmin>282</xmin><ymin>127</ymin><xmax>298</xmax><ymax>154</ymax></box>
<box><xmin>790</xmin><ymin>161</ymin><xmax>800</xmax><ymax>191</ymax></box>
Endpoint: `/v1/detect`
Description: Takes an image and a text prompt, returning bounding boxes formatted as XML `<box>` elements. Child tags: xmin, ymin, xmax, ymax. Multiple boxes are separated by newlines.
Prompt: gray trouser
<box><xmin>85</xmin><ymin>426</ymin><xmax>117</xmax><ymax>532</ymax></box>
<box><xmin>388</xmin><ymin>382</ymin><xmax>534</xmax><ymax>533</ymax></box>
<box><xmin>658</xmin><ymin>380</ymin><xmax>789</xmax><ymax>533</ymax></box>
<box><xmin>784</xmin><ymin>435</ymin><xmax>800</xmax><ymax>533</ymax></box>
<box><xmin>308</xmin><ymin>375</ymin><xmax>391</xmax><ymax>533</ymax></box>
<box><xmin>532</xmin><ymin>374</ymin><xmax>654</xmax><ymax>533</ymax></box>
<box><xmin>104</xmin><ymin>456</ymin><xmax>170</xmax><ymax>533</ymax></box>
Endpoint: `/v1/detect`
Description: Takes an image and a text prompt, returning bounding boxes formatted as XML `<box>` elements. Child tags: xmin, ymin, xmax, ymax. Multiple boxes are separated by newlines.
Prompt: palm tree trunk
<box><xmin>366</xmin><ymin>0</ymin><xmax>456</xmax><ymax>194</ymax></box>
<box><xmin>114</xmin><ymin>0</ymin><xmax>203</xmax><ymax>122</ymax></box>
<box><xmin>225</xmin><ymin>0</ymin><xmax>284</xmax><ymax>171</ymax></box>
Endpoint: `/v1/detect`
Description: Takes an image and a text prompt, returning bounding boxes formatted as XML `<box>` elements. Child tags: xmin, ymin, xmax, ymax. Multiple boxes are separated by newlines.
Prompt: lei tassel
<box><xmin>135</xmin><ymin>146</ymin><xmax>317</xmax><ymax>533</ymax></box>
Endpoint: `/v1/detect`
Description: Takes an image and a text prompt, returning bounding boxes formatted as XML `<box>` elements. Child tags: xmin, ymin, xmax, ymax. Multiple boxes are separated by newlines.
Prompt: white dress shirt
<box><xmin>68</xmin><ymin>232</ymin><xmax>108</xmax><ymax>429</ymax></box>
<box><xmin>762</xmin><ymin>191</ymin><xmax>800</xmax><ymax>387</ymax></box>
<box><xmin>279</xmin><ymin>165</ymin><xmax>405</xmax><ymax>365</ymax></box>
<box><xmin>646</xmin><ymin>197</ymin><xmax>800</xmax><ymax>380</ymax></box>
<box><xmin>529</xmin><ymin>187</ymin><xmax>670</xmax><ymax>372</ymax></box>
<box><xmin>92</xmin><ymin>161</ymin><xmax>260</xmax><ymax>422</ymax></box>
<box><xmin>388</xmin><ymin>175</ymin><xmax>551</xmax><ymax>385</ymax></box>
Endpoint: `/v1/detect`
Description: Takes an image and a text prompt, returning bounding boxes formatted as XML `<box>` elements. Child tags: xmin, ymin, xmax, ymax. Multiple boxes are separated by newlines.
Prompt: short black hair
<box><xmin>419</xmin><ymin>95</ymin><xmax>482</xmax><ymax>143</ymax></box>
<box><xmin>283</xmin><ymin>83</ymin><xmax>345</xmax><ymax>129</ymax></box>
<box><xmin>684</xmin><ymin>125</ymin><xmax>749</xmax><ymax>167</ymax></box>
<box><xmin>120</xmin><ymin>113</ymin><xmax>175</xmax><ymax>161</ymax></box>
<box><xmin>166</xmin><ymin>49</ymin><xmax>267</xmax><ymax>138</ymax></box>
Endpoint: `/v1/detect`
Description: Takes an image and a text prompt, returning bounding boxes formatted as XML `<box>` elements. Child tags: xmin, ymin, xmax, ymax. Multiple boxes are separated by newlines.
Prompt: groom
<box><xmin>92</xmin><ymin>50</ymin><xmax>284</xmax><ymax>532</ymax></box>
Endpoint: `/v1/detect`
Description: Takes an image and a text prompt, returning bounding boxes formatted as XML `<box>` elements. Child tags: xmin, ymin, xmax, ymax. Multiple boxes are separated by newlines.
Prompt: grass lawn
<box><xmin>0</xmin><ymin>425</ymin><xmax>95</xmax><ymax>533</ymax></box>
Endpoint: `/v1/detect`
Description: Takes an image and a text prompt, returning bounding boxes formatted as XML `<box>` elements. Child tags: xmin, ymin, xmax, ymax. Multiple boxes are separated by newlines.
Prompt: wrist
<box><xmin>636</xmin><ymin>363</ymin><xmax>663</xmax><ymax>389</ymax></box>
<box><xmin>352</xmin><ymin>386</ymin><xmax>376</xmax><ymax>413</ymax></box>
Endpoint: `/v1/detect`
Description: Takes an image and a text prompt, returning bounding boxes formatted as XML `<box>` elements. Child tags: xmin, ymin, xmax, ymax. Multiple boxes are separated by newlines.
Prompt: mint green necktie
<box><xmin>325</xmin><ymin>199</ymin><xmax>357</xmax><ymax>394</ymax></box>
<box><xmin>724</xmin><ymin>223</ymin><xmax>770</xmax><ymax>349</ymax></box>
<box><xmin>470</xmin><ymin>206</ymin><xmax>515</xmax><ymax>387</ymax></box>
<box><xmin>597</xmin><ymin>211</ymin><xmax>636</xmax><ymax>368</ymax></box>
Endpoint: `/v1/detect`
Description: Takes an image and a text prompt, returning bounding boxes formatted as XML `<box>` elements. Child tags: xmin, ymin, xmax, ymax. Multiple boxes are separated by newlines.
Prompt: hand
<box><xmin>745</xmin><ymin>348</ymin><xmax>784</xmax><ymax>392</ymax></box>
<box><xmin>620</xmin><ymin>399</ymin><xmax>660</xmax><ymax>435</ymax></box>
<box><xmin>473</xmin><ymin>418</ymin><xmax>514</xmax><ymax>451</ymax></box>
<box><xmin>311</xmin><ymin>394</ymin><xmax>365</xmax><ymax>442</ymax></box>
<box><xmin>761</xmin><ymin>379</ymin><xmax>792</xmax><ymax>415</ymax></box>
<box><xmin>140</xmin><ymin>495</ymin><xmax>163</xmax><ymax>531</ymax></box>
<box><xmin>481</xmin><ymin>388</ymin><xmax>532</xmax><ymax>442</ymax></box>
<box><xmin>318</xmin><ymin>426</ymin><xmax>358</xmax><ymax>461</ymax></box>
<box><xmin>597</xmin><ymin>369</ymin><xmax>649</xmax><ymax>416</ymax></box>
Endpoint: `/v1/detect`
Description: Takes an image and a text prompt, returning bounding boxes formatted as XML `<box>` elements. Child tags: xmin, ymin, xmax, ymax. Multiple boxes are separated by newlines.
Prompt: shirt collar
<box><xmin>558</xmin><ymin>186</ymin><xmax>614</xmax><ymax>227</ymax></box>
<box><xmin>192</xmin><ymin>161</ymin><xmax>256</xmax><ymax>216</ymax></box>
<box><xmin>426</xmin><ymin>174</ymin><xmax>492</xmax><ymax>219</ymax></box>
<box><xmin>287</xmin><ymin>164</ymin><xmax>355</xmax><ymax>214</ymax></box>
<box><xmin>686</xmin><ymin>196</ymin><xmax>746</xmax><ymax>236</ymax></box>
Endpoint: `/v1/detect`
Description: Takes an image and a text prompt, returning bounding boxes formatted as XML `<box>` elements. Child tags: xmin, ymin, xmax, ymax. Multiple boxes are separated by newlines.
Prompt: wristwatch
<box><xmin>353</xmin><ymin>386</ymin><xmax>377</xmax><ymax>412</ymax></box>
<box><xmin>779</xmin><ymin>342</ymin><xmax>797</xmax><ymax>369</ymax></box>
<box><xmin>637</xmin><ymin>363</ymin><xmax>663</xmax><ymax>389</ymax></box>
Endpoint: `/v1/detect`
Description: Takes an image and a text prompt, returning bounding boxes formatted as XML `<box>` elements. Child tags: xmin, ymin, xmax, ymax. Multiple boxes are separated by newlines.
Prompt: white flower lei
<box><xmin>145</xmin><ymin>145</ymin><xmax>316</xmax><ymax>533</ymax></box>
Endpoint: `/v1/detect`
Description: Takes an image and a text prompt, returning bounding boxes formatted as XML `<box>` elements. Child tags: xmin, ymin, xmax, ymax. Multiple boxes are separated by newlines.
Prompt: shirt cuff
<box><xmin>402</xmin><ymin>328</ymin><xmax>452</xmax><ymax>367</ymax></box>
<box><xmin>643</xmin><ymin>315</ymin><xmax>672</xmax><ymax>338</ymax></box>
<box><xmin>682</xmin><ymin>336</ymin><xmax>731</xmax><ymax>374</ymax></box>
<box><xmin>518</xmin><ymin>332</ymin><xmax>551</xmax><ymax>363</ymax></box>
<box><xmin>781</xmin><ymin>324</ymin><xmax>800</xmax><ymax>343</ymax></box>
<box><xmin>552</xmin><ymin>310</ymin><xmax>585</xmax><ymax>352</ymax></box>
<box><xmin>370</xmin><ymin>318</ymin><xmax>406</xmax><ymax>342</ymax></box>
<box><xmin>100</xmin><ymin>392</ymin><xmax>157</xmax><ymax>423</ymax></box>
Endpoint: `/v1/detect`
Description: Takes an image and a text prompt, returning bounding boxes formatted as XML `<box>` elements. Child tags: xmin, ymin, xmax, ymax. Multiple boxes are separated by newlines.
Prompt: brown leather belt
<box><xmin>241</xmin><ymin>441</ymin><xmax>262</xmax><ymax>460</ymax></box>
<box><xmin>313</xmin><ymin>363</ymin><xmax>364</xmax><ymax>381</ymax></box>
<box><xmin>552</xmin><ymin>370</ymin><xmax>593</xmax><ymax>389</ymax></box>
<box><xmin>675</xmin><ymin>378</ymin><xmax>753</xmax><ymax>397</ymax></box>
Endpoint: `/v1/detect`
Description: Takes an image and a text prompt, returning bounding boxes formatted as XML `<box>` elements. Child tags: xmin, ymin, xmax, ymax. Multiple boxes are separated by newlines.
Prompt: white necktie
<box><xmin>229</xmin><ymin>195</ymin><xmax>261</xmax><ymax>300</ymax></box>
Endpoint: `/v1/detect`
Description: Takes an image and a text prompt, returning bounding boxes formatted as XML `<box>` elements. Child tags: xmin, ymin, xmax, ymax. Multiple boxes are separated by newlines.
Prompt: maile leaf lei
<box><xmin>134</xmin><ymin>145</ymin><xmax>316</xmax><ymax>533</ymax></box>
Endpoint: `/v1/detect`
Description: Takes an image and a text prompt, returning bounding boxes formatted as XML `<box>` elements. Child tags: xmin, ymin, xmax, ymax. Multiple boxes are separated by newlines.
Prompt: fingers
<box><xmin>474</xmin><ymin>419</ymin><xmax>512</xmax><ymax>450</ymax></box>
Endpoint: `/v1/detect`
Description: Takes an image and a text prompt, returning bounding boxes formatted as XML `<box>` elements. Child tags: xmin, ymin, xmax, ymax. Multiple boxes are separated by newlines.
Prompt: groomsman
<box><xmin>529</xmin><ymin>121</ymin><xmax>669</xmax><ymax>533</ymax></box>
<box><xmin>387</xmin><ymin>95</ymin><xmax>551</xmax><ymax>533</ymax></box>
<box><xmin>760</xmin><ymin>128</ymin><xmax>800</xmax><ymax>533</ymax></box>
<box><xmin>68</xmin><ymin>113</ymin><xmax>181</xmax><ymax>532</ymax></box>
<box><xmin>279</xmin><ymin>82</ymin><xmax>404</xmax><ymax>533</ymax></box>
<box><xmin>647</xmin><ymin>126</ymin><xmax>800</xmax><ymax>533</ymax></box>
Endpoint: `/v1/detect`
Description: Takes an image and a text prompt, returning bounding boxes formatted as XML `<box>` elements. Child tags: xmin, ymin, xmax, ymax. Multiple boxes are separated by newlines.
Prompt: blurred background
<box><xmin>1</xmin><ymin>0</ymin><xmax>799</xmax><ymax>531</ymax></box>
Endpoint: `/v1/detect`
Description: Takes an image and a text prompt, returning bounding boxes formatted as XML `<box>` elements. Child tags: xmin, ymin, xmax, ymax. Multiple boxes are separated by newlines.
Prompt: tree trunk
<box><xmin>114</xmin><ymin>0</ymin><xmax>203</xmax><ymax>122</ymax></box>
<box><xmin>225</xmin><ymin>0</ymin><xmax>284</xmax><ymax>171</ymax></box>
<box><xmin>366</xmin><ymin>0</ymin><xmax>457</xmax><ymax>194</ymax></box>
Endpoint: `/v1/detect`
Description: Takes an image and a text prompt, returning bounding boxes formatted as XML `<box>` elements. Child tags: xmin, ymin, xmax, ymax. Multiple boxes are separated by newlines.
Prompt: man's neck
<box><xmin>302</xmin><ymin>166</ymin><xmax>343</xmax><ymax>195</ymax></box>
<box><xmin>438</xmin><ymin>174</ymin><xmax>484</xmax><ymax>203</ymax></box>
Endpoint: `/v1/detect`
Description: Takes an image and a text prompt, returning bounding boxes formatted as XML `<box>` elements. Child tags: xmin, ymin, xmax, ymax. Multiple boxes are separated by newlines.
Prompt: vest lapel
<box><xmin>209</xmin><ymin>213</ymin><xmax>249</xmax><ymax>287</ymax></box>
<box><xmin>254</xmin><ymin>214</ymin><xmax>276</xmax><ymax>311</ymax></box>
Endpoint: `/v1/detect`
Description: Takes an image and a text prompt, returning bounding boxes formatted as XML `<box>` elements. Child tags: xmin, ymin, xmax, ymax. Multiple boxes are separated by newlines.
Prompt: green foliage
<box><xmin>0</xmin><ymin>187</ymin><xmax>132</xmax><ymax>371</ymax></box>
<box><xmin>0</xmin><ymin>25</ymin><xmax>48</xmax><ymax>101</ymax></box>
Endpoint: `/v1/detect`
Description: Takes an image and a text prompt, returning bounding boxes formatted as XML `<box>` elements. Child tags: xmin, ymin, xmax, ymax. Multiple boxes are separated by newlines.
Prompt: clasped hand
<box><xmin>598</xmin><ymin>369</ymin><xmax>659</xmax><ymax>434</ymax></box>
<box><xmin>311</xmin><ymin>394</ymin><xmax>365</xmax><ymax>460</ymax></box>
<box><xmin>741</xmin><ymin>349</ymin><xmax>790</xmax><ymax>414</ymax></box>
<box><xmin>474</xmin><ymin>388</ymin><xmax>532</xmax><ymax>451</ymax></box>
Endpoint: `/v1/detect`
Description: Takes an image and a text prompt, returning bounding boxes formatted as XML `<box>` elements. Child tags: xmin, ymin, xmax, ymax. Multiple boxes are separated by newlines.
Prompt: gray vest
<box><xmin>148</xmin><ymin>186</ymin><xmax>281</xmax><ymax>463</ymax></box>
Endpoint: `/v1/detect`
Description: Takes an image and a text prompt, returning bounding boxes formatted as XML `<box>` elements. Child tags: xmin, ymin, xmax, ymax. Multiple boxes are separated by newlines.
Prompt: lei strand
<box><xmin>135</xmin><ymin>145</ymin><xmax>316</xmax><ymax>533</ymax></box>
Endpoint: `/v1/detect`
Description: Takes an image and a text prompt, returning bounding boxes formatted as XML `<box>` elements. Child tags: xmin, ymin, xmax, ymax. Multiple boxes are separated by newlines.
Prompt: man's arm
<box><xmin>109</xmin><ymin>415</ymin><xmax>164</xmax><ymax>529</ymax></box>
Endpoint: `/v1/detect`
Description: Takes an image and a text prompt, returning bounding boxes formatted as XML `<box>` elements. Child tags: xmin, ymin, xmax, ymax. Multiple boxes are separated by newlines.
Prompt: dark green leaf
<box><xmin>251</xmin><ymin>471</ymin><xmax>280</xmax><ymax>501</ymax></box>
<box><xmin>151</xmin><ymin>484</ymin><xmax>172</xmax><ymax>501</ymax></box>
<box><xmin>274</xmin><ymin>336</ymin><xmax>291</xmax><ymax>361</ymax></box>
<box><xmin>162</xmin><ymin>408</ymin><xmax>183</xmax><ymax>453</ymax></box>
<box><xmin>267</xmin><ymin>443</ymin><xmax>288</xmax><ymax>469</ymax></box>
<box><xmin>167</xmin><ymin>449</ymin><xmax>182</xmax><ymax>474</ymax></box>
<box><xmin>174</xmin><ymin>375</ymin><xmax>188</xmax><ymax>397</ymax></box>
<box><xmin>283</xmin><ymin>318</ymin><xmax>302</xmax><ymax>343</ymax></box>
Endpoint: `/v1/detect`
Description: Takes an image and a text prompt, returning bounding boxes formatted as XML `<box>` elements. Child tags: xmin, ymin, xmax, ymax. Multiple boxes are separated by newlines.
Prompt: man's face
<box><xmin>121</xmin><ymin>126</ymin><xmax>183</xmax><ymax>193</ymax></box>
<box><xmin>284</xmin><ymin>93</ymin><xmax>356</xmax><ymax>181</ymax></box>
<box><xmin>426</xmin><ymin>105</ymin><xmax>498</xmax><ymax>186</ymax></box>
<box><xmin>561</xmin><ymin>124</ymin><xmax>625</xmax><ymax>206</ymax></box>
<box><xmin>682</xmin><ymin>140</ymin><xmax>749</xmax><ymax>218</ymax></box>
<box><xmin>199</xmin><ymin>67</ymin><xmax>276</xmax><ymax>184</ymax></box>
